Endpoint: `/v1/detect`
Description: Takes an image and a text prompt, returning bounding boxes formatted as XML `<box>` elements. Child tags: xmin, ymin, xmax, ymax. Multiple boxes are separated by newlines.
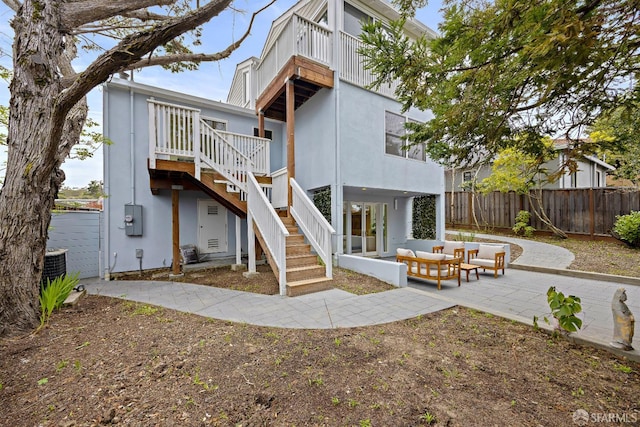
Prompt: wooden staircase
<box><xmin>280</xmin><ymin>215</ymin><xmax>333</xmax><ymax>297</ymax></box>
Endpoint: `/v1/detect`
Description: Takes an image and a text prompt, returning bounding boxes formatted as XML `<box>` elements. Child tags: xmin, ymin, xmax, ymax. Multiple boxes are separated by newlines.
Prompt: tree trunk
<box><xmin>0</xmin><ymin>1</ymin><xmax>82</xmax><ymax>336</ymax></box>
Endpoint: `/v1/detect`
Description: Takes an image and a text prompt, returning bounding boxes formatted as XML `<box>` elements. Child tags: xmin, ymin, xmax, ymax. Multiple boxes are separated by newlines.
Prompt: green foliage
<box><xmin>455</xmin><ymin>231</ymin><xmax>475</xmax><ymax>242</ymax></box>
<box><xmin>545</xmin><ymin>286</ymin><xmax>583</xmax><ymax>333</ymax></box>
<box><xmin>412</xmin><ymin>195</ymin><xmax>436</xmax><ymax>239</ymax></box>
<box><xmin>313</xmin><ymin>187</ymin><xmax>331</xmax><ymax>223</ymax></box>
<box><xmin>512</xmin><ymin>210</ymin><xmax>535</xmax><ymax>237</ymax></box>
<box><xmin>477</xmin><ymin>140</ymin><xmax>556</xmax><ymax>194</ymax></box>
<box><xmin>360</xmin><ymin>0</ymin><xmax>639</xmax><ymax>169</ymax></box>
<box><xmin>590</xmin><ymin>100</ymin><xmax>640</xmax><ymax>188</ymax></box>
<box><xmin>39</xmin><ymin>273</ymin><xmax>80</xmax><ymax>327</ymax></box>
<box><xmin>612</xmin><ymin>211</ymin><xmax>640</xmax><ymax>248</ymax></box>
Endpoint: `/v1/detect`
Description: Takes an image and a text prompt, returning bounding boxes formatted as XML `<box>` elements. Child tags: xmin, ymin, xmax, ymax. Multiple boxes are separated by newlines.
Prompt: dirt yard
<box><xmin>1</xmin><ymin>237</ymin><xmax>639</xmax><ymax>426</ymax></box>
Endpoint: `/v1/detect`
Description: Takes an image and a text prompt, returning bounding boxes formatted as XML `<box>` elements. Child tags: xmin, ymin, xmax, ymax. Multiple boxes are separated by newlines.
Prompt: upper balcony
<box><xmin>253</xmin><ymin>13</ymin><xmax>401</xmax><ymax>120</ymax></box>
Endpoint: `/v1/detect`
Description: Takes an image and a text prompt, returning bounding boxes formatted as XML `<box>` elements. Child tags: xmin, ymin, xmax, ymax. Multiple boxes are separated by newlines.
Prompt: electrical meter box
<box><xmin>124</xmin><ymin>204</ymin><xmax>143</xmax><ymax>236</ymax></box>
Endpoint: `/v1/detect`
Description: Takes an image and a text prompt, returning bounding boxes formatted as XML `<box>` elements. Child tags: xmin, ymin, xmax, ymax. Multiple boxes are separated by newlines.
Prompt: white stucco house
<box><xmin>102</xmin><ymin>0</ymin><xmax>445</xmax><ymax>295</ymax></box>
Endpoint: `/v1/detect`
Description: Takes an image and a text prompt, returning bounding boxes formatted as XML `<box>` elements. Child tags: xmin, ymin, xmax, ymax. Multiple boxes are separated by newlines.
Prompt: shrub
<box><xmin>40</xmin><ymin>273</ymin><xmax>80</xmax><ymax>327</ymax></box>
<box><xmin>612</xmin><ymin>211</ymin><xmax>640</xmax><ymax>248</ymax></box>
<box><xmin>512</xmin><ymin>210</ymin><xmax>535</xmax><ymax>237</ymax></box>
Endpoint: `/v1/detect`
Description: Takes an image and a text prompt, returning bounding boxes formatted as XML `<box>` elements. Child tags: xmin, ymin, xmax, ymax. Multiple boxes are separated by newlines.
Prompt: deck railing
<box><xmin>339</xmin><ymin>32</ymin><xmax>399</xmax><ymax>98</ymax></box>
<box><xmin>270</xmin><ymin>167</ymin><xmax>288</xmax><ymax>209</ymax></box>
<box><xmin>247</xmin><ymin>173</ymin><xmax>289</xmax><ymax>295</ymax></box>
<box><xmin>200</xmin><ymin>123</ymin><xmax>253</xmax><ymax>200</ymax></box>
<box><xmin>290</xmin><ymin>178</ymin><xmax>335</xmax><ymax>279</ymax></box>
<box><xmin>148</xmin><ymin>100</ymin><xmax>271</xmax><ymax>198</ymax></box>
<box><xmin>256</xmin><ymin>14</ymin><xmax>332</xmax><ymax>97</ymax></box>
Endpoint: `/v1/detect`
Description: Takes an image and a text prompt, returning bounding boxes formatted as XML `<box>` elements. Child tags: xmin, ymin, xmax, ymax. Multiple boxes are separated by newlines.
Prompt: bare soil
<box><xmin>2</xmin><ymin>237</ymin><xmax>639</xmax><ymax>426</ymax></box>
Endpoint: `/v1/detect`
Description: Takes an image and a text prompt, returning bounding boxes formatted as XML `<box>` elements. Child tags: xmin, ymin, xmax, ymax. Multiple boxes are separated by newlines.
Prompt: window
<box><xmin>570</xmin><ymin>172</ymin><xmax>577</xmax><ymax>188</ymax></box>
<box><xmin>317</xmin><ymin>9</ymin><xmax>328</xmax><ymax>27</ymax></box>
<box><xmin>463</xmin><ymin>171</ymin><xmax>473</xmax><ymax>182</ymax></box>
<box><xmin>344</xmin><ymin>2</ymin><xmax>372</xmax><ymax>37</ymax></box>
<box><xmin>202</xmin><ymin>117</ymin><xmax>226</xmax><ymax>131</ymax></box>
<box><xmin>253</xmin><ymin>128</ymin><xmax>273</xmax><ymax>140</ymax></box>
<box><xmin>385</xmin><ymin>111</ymin><xmax>425</xmax><ymax>160</ymax></box>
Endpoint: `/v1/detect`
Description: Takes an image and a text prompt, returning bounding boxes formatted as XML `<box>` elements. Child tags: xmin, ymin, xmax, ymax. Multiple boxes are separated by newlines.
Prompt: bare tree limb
<box><xmin>121</xmin><ymin>9</ymin><xmax>171</xmax><ymax>22</ymax></box>
<box><xmin>56</xmin><ymin>0</ymin><xmax>233</xmax><ymax>114</ymax></box>
<box><xmin>1</xmin><ymin>0</ymin><xmax>21</xmax><ymax>12</ymax></box>
<box><xmin>60</xmin><ymin>0</ymin><xmax>175</xmax><ymax>31</ymax></box>
<box><xmin>128</xmin><ymin>0</ymin><xmax>275</xmax><ymax>70</ymax></box>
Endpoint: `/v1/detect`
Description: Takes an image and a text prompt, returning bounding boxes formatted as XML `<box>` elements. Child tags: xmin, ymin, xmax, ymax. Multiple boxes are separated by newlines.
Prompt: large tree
<box><xmin>360</xmin><ymin>0</ymin><xmax>639</xmax><ymax>170</ymax></box>
<box><xmin>0</xmin><ymin>0</ymin><xmax>274</xmax><ymax>336</ymax></box>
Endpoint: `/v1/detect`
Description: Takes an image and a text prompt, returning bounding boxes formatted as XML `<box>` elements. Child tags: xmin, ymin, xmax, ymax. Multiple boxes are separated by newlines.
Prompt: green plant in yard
<box><xmin>455</xmin><ymin>231</ymin><xmax>475</xmax><ymax>242</ymax></box>
<box><xmin>535</xmin><ymin>286</ymin><xmax>582</xmax><ymax>333</ymax></box>
<box><xmin>512</xmin><ymin>210</ymin><xmax>535</xmax><ymax>237</ymax></box>
<box><xmin>39</xmin><ymin>272</ymin><xmax>79</xmax><ymax>328</ymax></box>
<box><xmin>613</xmin><ymin>211</ymin><xmax>640</xmax><ymax>248</ymax></box>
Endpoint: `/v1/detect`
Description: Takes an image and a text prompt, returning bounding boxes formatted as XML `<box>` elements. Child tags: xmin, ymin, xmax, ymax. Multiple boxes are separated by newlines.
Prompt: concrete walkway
<box><xmin>472</xmin><ymin>232</ymin><xmax>575</xmax><ymax>269</ymax></box>
<box><xmin>83</xmin><ymin>235</ymin><xmax>640</xmax><ymax>361</ymax></box>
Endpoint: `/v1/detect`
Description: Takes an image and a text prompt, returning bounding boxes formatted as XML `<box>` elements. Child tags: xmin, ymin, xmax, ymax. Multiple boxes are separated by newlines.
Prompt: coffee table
<box><xmin>460</xmin><ymin>263</ymin><xmax>480</xmax><ymax>282</ymax></box>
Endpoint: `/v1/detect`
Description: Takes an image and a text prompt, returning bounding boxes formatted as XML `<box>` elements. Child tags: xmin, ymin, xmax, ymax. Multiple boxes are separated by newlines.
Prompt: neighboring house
<box><xmin>445</xmin><ymin>139</ymin><xmax>615</xmax><ymax>192</ymax></box>
<box><xmin>102</xmin><ymin>0</ymin><xmax>445</xmax><ymax>295</ymax></box>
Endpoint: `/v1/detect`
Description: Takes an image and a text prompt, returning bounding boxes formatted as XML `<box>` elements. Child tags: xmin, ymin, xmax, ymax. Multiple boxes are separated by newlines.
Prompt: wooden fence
<box><xmin>446</xmin><ymin>188</ymin><xmax>640</xmax><ymax>237</ymax></box>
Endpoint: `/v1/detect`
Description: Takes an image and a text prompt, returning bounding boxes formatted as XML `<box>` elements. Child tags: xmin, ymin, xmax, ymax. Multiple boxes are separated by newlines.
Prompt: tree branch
<box><xmin>60</xmin><ymin>0</ymin><xmax>175</xmax><ymax>31</ymax></box>
<box><xmin>2</xmin><ymin>0</ymin><xmax>21</xmax><ymax>12</ymax></box>
<box><xmin>128</xmin><ymin>0</ymin><xmax>276</xmax><ymax>70</ymax></box>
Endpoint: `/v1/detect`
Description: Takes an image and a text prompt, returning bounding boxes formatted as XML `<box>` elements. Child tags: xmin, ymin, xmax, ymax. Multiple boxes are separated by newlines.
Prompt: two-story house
<box><xmin>102</xmin><ymin>0</ymin><xmax>445</xmax><ymax>296</ymax></box>
<box><xmin>446</xmin><ymin>138</ymin><xmax>615</xmax><ymax>192</ymax></box>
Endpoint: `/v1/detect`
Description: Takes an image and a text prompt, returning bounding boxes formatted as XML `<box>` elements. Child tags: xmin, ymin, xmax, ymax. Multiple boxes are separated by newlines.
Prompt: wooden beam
<box><xmin>286</xmin><ymin>78</ymin><xmax>295</xmax><ymax>209</ymax></box>
<box><xmin>172</xmin><ymin>189</ymin><xmax>181</xmax><ymax>275</ymax></box>
<box><xmin>258</xmin><ymin>110</ymin><xmax>265</xmax><ymax>138</ymax></box>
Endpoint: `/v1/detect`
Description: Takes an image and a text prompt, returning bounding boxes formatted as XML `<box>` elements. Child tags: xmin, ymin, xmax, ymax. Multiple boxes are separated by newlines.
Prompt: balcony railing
<box><xmin>339</xmin><ymin>32</ymin><xmax>399</xmax><ymax>99</ymax></box>
<box><xmin>148</xmin><ymin>99</ymin><xmax>271</xmax><ymax>190</ymax></box>
<box><xmin>256</xmin><ymin>14</ymin><xmax>332</xmax><ymax>96</ymax></box>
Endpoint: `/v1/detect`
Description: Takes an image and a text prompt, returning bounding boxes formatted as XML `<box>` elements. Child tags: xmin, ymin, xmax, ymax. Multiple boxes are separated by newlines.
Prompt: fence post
<box><xmin>467</xmin><ymin>191</ymin><xmax>473</xmax><ymax>228</ymax></box>
<box><xmin>589</xmin><ymin>188</ymin><xmax>595</xmax><ymax>239</ymax></box>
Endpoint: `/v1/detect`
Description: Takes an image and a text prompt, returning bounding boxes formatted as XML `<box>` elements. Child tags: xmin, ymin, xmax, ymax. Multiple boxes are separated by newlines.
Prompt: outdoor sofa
<box><xmin>396</xmin><ymin>248</ymin><xmax>461</xmax><ymax>290</ymax></box>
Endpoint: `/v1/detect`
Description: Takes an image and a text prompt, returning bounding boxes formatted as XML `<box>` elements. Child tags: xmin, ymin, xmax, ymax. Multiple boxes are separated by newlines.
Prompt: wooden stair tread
<box><xmin>286</xmin><ymin>265</ymin><xmax>324</xmax><ymax>272</ymax></box>
<box><xmin>287</xmin><ymin>277</ymin><xmax>333</xmax><ymax>287</ymax></box>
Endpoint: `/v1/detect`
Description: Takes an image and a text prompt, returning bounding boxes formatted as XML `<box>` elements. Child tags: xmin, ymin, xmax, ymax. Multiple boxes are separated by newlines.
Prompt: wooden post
<box><xmin>589</xmin><ymin>187</ymin><xmax>595</xmax><ymax>239</ymax></box>
<box><xmin>171</xmin><ymin>188</ymin><xmax>181</xmax><ymax>275</ymax></box>
<box><xmin>258</xmin><ymin>110</ymin><xmax>265</xmax><ymax>138</ymax></box>
<box><xmin>286</xmin><ymin>79</ymin><xmax>295</xmax><ymax>211</ymax></box>
<box><xmin>467</xmin><ymin>191</ymin><xmax>473</xmax><ymax>229</ymax></box>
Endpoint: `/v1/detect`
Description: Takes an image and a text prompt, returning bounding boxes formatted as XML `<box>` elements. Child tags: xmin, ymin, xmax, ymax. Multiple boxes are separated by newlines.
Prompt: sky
<box><xmin>0</xmin><ymin>0</ymin><xmax>444</xmax><ymax>189</ymax></box>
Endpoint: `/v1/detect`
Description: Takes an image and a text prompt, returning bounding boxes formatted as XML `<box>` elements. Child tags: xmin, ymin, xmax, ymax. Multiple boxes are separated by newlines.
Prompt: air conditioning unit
<box><xmin>41</xmin><ymin>249</ymin><xmax>68</xmax><ymax>287</ymax></box>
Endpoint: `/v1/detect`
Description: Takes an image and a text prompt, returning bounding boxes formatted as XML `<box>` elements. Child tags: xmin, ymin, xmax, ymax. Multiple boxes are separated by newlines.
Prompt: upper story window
<box><xmin>344</xmin><ymin>2</ymin><xmax>372</xmax><ymax>37</ymax></box>
<box><xmin>385</xmin><ymin>112</ymin><xmax>425</xmax><ymax>161</ymax></box>
<box><xmin>317</xmin><ymin>9</ymin><xmax>328</xmax><ymax>27</ymax></box>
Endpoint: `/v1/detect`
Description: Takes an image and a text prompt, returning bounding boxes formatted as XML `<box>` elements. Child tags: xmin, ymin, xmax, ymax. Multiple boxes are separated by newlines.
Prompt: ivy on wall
<box><xmin>412</xmin><ymin>195</ymin><xmax>436</xmax><ymax>239</ymax></box>
<box><xmin>313</xmin><ymin>186</ymin><xmax>331</xmax><ymax>223</ymax></box>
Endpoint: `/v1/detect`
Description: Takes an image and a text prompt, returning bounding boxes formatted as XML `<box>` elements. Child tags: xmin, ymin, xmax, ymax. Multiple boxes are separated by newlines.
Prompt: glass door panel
<box><xmin>364</xmin><ymin>203</ymin><xmax>377</xmax><ymax>255</ymax></box>
<box><xmin>350</xmin><ymin>203</ymin><xmax>363</xmax><ymax>255</ymax></box>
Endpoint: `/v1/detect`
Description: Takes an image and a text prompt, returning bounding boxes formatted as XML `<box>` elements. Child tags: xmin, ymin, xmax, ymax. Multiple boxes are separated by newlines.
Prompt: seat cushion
<box><xmin>397</xmin><ymin>248</ymin><xmax>416</xmax><ymax>258</ymax></box>
<box><xmin>477</xmin><ymin>244</ymin><xmax>504</xmax><ymax>259</ymax></box>
<box><xmin>416</xmin><ymin>251</ymin><xmax>446</xmax><ymax>261</ymax></box>
<box><xmin>472</xmin><ymin>259</ymin><xmax>495</xmax><ymax>268</ymax></box>
<box><xmin>443</xmin><ymin>241</ymin><xmax>464</xmax><ymax>255</ymax></box>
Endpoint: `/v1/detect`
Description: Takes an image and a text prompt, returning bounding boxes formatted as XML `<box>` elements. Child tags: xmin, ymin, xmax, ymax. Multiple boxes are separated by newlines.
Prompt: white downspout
<box><xmin>102</xmin><ymin>84</ymin><xmax>111</xmax><ymax>280</ymax></box>
<box><xmin>130</xmin><ymin>83</ymin><xmax>135</xmax><ymax>204</ymax></box>
<box><xmin>331</xmin><ymin>0</ymin><xmax>343</xmax><ymax>257</ymax></box>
